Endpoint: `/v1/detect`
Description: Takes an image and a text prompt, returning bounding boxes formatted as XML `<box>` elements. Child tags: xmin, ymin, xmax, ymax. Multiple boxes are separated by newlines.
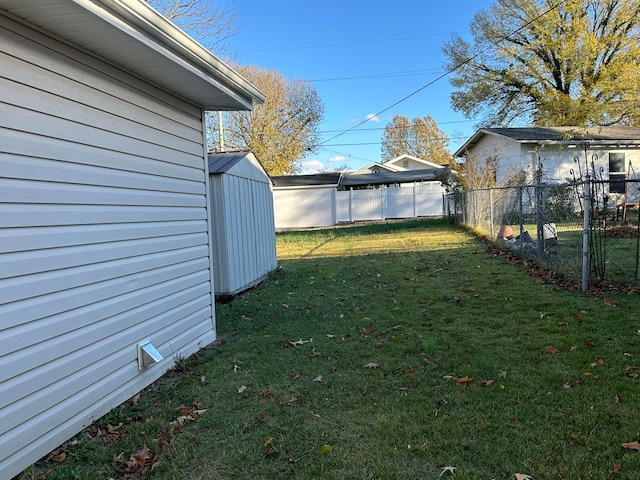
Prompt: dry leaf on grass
<box><xmin>514</xmin><ymin>474</ymin><xmax>532</xmax><ymax>480</ymax></box>
<box><xmin>540</xmin><ymin>345</ymin><xmax>560</xmax><ymax>354</ymax></box>
<box><xmin>439</xmin><ymin>466</ymin><xmax>456</xmax><ymax>476</ymax></box>
<box><xmin>363</xmin><ymin>362</ymin><xmax>379</xmax><ymax>368</ymax></box>
<box><xmin>621</xmin><ymin>440</ymin><xmax>640</xmax><ymax>451</ymax></box>
<box><xmin>456</xmin><ymin>376</ymin><xmax>474</xmax><ymax>386</ymax></box>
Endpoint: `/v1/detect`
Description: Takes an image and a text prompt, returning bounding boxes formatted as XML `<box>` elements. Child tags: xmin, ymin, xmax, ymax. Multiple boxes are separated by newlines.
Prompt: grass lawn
<box><xmin>24</xmin><ymin>219</ymin><xmax>640</xmax><ymax>480</ymax></box>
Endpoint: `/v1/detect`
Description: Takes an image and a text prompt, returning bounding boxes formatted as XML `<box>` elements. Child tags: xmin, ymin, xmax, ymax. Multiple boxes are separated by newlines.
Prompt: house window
<box><xmin>371</xmin><ymin>167</ymin><xmax>380</xmax><ymax>174</ymax></box>
<box><xmin>403</xmin><ymin>160</ymin><xmax>409</xmax><ymax>168</ymax></box>
<box><xmin>609</xmin><ymin>152</ymin><xmax>626</xmax><ymax>194</ymax></box>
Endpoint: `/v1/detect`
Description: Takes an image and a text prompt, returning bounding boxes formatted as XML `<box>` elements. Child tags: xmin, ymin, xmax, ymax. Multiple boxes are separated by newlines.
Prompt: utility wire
<box><xmin>319</xmin><ymin>0</ymin><xmax>570</xmax><ymax>147</ymax></box>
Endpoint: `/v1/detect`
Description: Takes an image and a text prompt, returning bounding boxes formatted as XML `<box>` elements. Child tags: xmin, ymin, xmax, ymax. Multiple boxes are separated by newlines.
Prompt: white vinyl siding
<box><xmin>0</xmin><ymin>12</ymin><xmax>215</xmax><ymax>478</ymax></box>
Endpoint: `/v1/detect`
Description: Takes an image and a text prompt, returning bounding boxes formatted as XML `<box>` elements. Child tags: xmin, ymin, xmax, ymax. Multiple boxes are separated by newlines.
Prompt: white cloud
<box><xmin>298</xmin><ymin>160</ymin><xmax>325</xmax><ymax>174</ymax></box>
<box><xmin>365</xmin><ymin>113</ymin><xmax>380</xmax><ymax>122</ymax></box>
<box><xmin>328</xmin><ymin>155</ymin><xmax>347</xmax><ymax>163</ymax></box>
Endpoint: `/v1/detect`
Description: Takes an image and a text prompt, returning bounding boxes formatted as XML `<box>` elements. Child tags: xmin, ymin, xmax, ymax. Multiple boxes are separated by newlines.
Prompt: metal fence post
<box><xmin>582</xmin><ymin>175</ymin><xmax>591</xmax><ymax>292</ymax></box>
<box><xmin>519</xmin><ymin>186</ymin><xmax>524</xmax><ymax>254</ymax></box>
<box><xmin>489</xmin><ymin>189</ymin><xmax>494</xmax><ymax>238</ymax></box>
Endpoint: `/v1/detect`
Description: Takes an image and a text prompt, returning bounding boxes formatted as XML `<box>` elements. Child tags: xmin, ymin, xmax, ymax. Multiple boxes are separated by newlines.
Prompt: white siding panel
<box><xmin>273</xmin><ymin>187</ymin><xmax>337</xmax><ymax>229</ymax></box>
<box><xmin>0</xmin><ymin>12</ymin><xmax>216</xmax><ymax>479</ymax></box>
<box><xmin>0</xmin><ymin>129</ymin><xmax>205</xmax><ymax>182</ymax></box>
<box><xmin>0</xmin><ymin>220</ymin><xmax>207</xmax><ymax>253</ymax></box>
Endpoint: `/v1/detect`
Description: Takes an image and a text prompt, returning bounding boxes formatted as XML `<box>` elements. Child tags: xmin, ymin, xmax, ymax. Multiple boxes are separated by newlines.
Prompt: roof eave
<box><xmin>93</xmin><ymin>0</ymin><xmax>265</xmax><ymax>110</ymax></box>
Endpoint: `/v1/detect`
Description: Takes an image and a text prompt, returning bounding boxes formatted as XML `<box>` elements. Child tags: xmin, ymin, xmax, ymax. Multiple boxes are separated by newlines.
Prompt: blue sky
<box><xmin>229</xmin><ymin>1</ymin><xmax>494</xmax><ymax>173</ymax></box>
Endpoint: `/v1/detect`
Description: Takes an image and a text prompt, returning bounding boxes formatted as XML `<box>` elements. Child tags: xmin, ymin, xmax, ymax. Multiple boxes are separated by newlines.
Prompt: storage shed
<box><xmin>208</xmin><ymin>151</ymin><xmax>277</xmax><ymax>297</ymax></box>
<box><xmin>0</xmin><ymin>1</ymin><xmax>264</xmax><ymax>478</ymax></box>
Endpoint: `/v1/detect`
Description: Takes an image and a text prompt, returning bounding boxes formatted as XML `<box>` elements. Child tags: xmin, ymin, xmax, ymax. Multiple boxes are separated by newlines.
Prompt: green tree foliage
<box><xmin>443</xmin><ymin>0</ymin><xmax>640</xmax><ymax>127</ymax></box>
<box><xmin>209</xmin><ymin>65</ymin><xmax>325</xmax><ymax>176</ymax></box>
<box><xmin>381</xmin><ymin>115</ymin><xmax>451</xmax><ymax>164</ymax></box>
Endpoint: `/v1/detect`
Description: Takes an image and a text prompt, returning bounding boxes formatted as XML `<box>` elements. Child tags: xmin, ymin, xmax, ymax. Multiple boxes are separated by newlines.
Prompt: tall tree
<box><xmin>381</xmin><ymin>115</ymin><xmax>451</xmax><ymax>164</ymax></box>
<box><xmin>209</xmin><ymin>65</ymin><xmax>325</xmax><ymax>176</ymax></box>
<box><xmin>146</xmin><ymin>0</ymin><xmax>238</xmax><ymax>53</ymax></box>
<box><xmin>443</xmin><ymin>0</ymin><xmax>640</xmax><ymax>127</ymax></box>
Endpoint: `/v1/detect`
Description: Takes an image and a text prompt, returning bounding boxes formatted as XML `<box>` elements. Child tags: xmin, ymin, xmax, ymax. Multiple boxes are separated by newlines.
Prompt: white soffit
<box><xmin>0</xmin><ymin>0</ymin><xmax>265</xmax><ymax>110</ymax></box>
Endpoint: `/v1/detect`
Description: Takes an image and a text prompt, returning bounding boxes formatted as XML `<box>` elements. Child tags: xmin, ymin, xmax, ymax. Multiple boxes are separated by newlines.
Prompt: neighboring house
<box><xmin>208</xmin><ymin>151</ymin><xmax>277</xmax><ymax>298</ymax></box>
<box><xmin>0</xmin><ymin>1</ymin><xmax>264</xmax><ymax>478</ymax></box>
<box><xmin>454</xmin><ymin>127</ymin><xmax>640</xmax><ymax>196</ymax></box>
<box><xmin>353</xmin><ymin>154</ymin><xmax>445</xmax><ymax>174</ymax></box>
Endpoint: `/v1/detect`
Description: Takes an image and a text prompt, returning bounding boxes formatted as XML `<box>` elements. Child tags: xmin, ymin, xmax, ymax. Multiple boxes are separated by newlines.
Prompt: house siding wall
<box><xmin>1</xmin><ymin>13</ymin><xmax>215</xmax><ymax>478</ymax></box>
<box><xmin>209</xmin><ymin>161</ymin><xmax>277</xmax><ymax>296</ymax></box>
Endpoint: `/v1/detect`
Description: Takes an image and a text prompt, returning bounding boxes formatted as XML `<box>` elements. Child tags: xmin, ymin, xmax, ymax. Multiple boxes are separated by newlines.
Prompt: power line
<box><xmin>239</xmin><ymin>31</ymin><xmax>468</xmax><ymax>54</ymax></box>
<box><xmin>318</xmin><ymin>0</ymin><xmax>570</xmax><ymax>147</ymax></box>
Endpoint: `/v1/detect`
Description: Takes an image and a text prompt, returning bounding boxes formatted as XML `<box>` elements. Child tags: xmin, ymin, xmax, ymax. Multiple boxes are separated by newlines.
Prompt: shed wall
<box><xmin>0</xmin><ymin>13</ymin><xmax>215</xmax><ymax>478</ymax></box>
<box><xmin>209</xmin><ymin>171</ymin><xmax>277</xmax><ymax>296</ymax></box>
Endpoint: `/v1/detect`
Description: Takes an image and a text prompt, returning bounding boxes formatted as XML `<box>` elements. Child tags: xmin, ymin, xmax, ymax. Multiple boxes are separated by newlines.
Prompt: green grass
<box><xmin>24</xmin><ymin>219</ymin><xmax>640</xmax><ymax>480</ymax></box>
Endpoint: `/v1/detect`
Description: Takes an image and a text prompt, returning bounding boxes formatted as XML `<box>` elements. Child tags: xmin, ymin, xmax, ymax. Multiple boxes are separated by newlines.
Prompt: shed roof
<box><xmin>271</xmin><ymin>173</ymin><xmax>343</xmax><ymax>188</ymax></box>
<box><xmin>341</xmin><ymin>168</ymin><xmax>443</xmax><ymax>187</ymax></box>
<box><xmin>1</xmin><ymin>0</ymin><xmax>265</xmax><ymax>110</ymax></box>
<box><xmin>455</xmin><ymin>126</ymin><xmax>640</xmax><ymax>157</ymax></box>
<box><xmin>208</xmin><ymin>151</ymin><xmax>272</xmax><ymax>184</ymax></box>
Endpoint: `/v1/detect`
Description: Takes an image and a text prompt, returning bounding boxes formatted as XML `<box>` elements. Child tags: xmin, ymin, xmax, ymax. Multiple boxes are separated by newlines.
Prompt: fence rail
<box><xmin>446</xmin><ymin>179</ymin><xmax>640</xmax><ymax>289</ymax></box>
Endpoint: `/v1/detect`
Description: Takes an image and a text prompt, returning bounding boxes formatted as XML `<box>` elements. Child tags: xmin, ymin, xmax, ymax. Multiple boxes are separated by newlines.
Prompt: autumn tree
<box><xmin>208</xmin><ymin>65</ymin><xmax>325</xmax><ymax>176</ymax></box>
<box><xmin>442</xmin><ymin>0</ymin><xmax>640</xmax><ymax>127</ymax></box>
<box><xmin>381</xmin><ymin>115</ymin><xmax>451</xmax><ymax>164</ymax></box>
<box><xmin>145</xmin><ymin>0</ymin><xmax>238</xmax><ymax>53</ymax></box>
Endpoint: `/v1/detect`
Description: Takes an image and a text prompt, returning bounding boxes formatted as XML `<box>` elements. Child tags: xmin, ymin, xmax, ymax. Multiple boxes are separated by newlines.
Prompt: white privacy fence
<box><xmin>274</xmin><ymin>183</ymin><xmax>446</xmax><ymax>229</ymax></box>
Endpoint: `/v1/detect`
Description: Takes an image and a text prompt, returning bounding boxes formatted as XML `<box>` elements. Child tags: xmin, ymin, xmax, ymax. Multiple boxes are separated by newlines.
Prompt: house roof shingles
<box><xmin>455</xmin><ymin>126</ymin><xmax>640</xmax><ymax>157</ymax></box>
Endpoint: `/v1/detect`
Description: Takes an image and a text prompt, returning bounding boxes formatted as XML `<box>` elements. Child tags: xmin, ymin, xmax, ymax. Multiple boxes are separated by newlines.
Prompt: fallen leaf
<box><xmin>456</xmin><ymin>376</ymin><xmax>474</xmax><ymax>386</ymax></box>
<box><xmin>570</xmin><ymin>345</ymin><xmax>578</xmax><ymax>352</ymax></box>
<box><xmin>571</xmin><ymin>434</ymin><xmax>580</xmax><ymax>444</ymax></box>
<box><xmin>404</xmin><ymin>369</ymin><xmax>418</xmax><ymax>376</ymax></box>
<box><xmin>364</xmin><ymin>362</ymin><xmax>379</xmax><ymax>368</ymax></box>
<box><xmin>319</xmin><ymin>444</ymin><xmax>333</xmax><ymax>454</ymax></box>
<box><xmin>45</xmin><ymin>449</ymin><xmax>66</xmax><ymax>463</ymax></box>
<box><xmin>514</xmin><ymin>474</ymin><xmax>532</xmax><ymax>480</ymax></box>
<box><xmin>582</xmin><ymin>338</ymin><xmax>595</xmax><ymax>348</ymax></box>
<box><xmin>439</xmin><ymin>466</ymin><xmax>456</xmax><ymax>476</ymax></box>
<box><xmin>256</xmin><ymin>412</ymin><xmax>266</xmax><ymax>424</ymax></box>
<box><xmin>264</xmin><ymin>437</ymin><xmax>273</xmax><ymax>446</ymax></box>
<box><xmin>609</xmin><ymin>463</ymin><xmax>622</xmax><ymax>474</ymax></box>
<box><xmin>483</xmin><ymin>379</ymin><xmax>495</xmax><ymax>386</ymax></box>
<box><xmin>621</xmin><ymin>440</ymin><xmax>640</xmax><ymax>451</ymax></box>
<box><xmin>540</xmin><ymin>345</ymin><xmax>560</xmax><ymax>354</ymax></box>
<box><xmin>590</xmin><ymin>356</ymin><xmax>608</xmax><ymax>367</ymax></box>
<box><xmin>314</xmin><ymin>375</ymin><xmax>323</xmax><ymax>382</ymax></box>
<box><xmin>292</xmin><ymin>372</ymin><xmax>301</xmax><ymax>380</ymax></box>
<box><xmin>624</xmin><ymin>365</ymin><xmax>638</xmax><ymax>371</ymax></box>
<box><xmin>392</xmin><ymin>325</ymin><xmax>403</xmax><ymax>330</ymax></box>
<box><xmin>118</xmin><ymin>445</ymin><xmax>159</xmax><ymax>475</ymax></box>
<box><xmin>237</xmin><ymin>385</ymin><xmax>247</xmax><ymax>394</ymax></box>
<box><xmin>259</xmin><ymin>390</ymin><xmax>272</xmax><ymax>397</ymax></box>
<box><xmin>265</xmin><ymin>446</ymin><xmax>279</xmax><ymax>458</ymax></box>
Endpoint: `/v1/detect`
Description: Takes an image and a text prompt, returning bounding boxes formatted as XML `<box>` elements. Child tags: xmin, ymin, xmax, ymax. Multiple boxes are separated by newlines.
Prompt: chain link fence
<box><xmin>446</xmin><ymin>179</ymin><xmax>640</xmax><ymax>289</ymax></box>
